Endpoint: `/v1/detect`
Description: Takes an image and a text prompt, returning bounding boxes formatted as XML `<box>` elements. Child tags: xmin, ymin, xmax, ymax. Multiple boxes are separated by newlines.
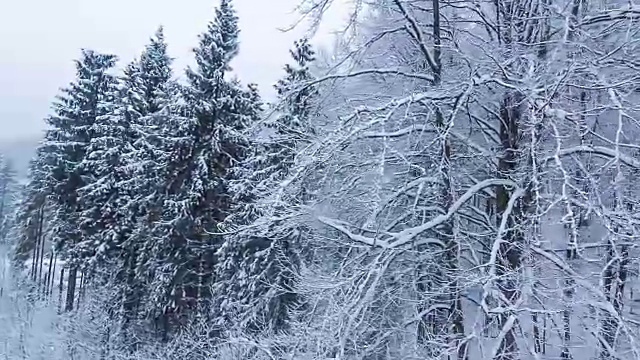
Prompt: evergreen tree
<box><xmin>73</xmin><ymin>61</ymin><xmax>145</xmax><ymax>351</ymax></box>
<box><xmin>12</xmin><ymin>150</ymin><xmax>50</xmax><ymax>264</ymax></box>
<box><xmin>249</xmin><ymin>38</ymin><xmax>318</xmax><ymax>202</ymax></box>
<box><xmin>118</xmin><ymin>27</ymin><xmax>180</xmax><ymax>343</ymax></box>
<box><xmin>212</xmin><ymin>39</ymin><xmax>318</xmax><ymax>336</ymax></box>
<box><xmin>0</xmin><ymin>155</ymin><xmax>17</xmax><ymax>243</ymax></box>
<box><xmin>78</xmin><ymin>27</ymin><xmax>173</xmax><ymax>273</ymax></box>
<box><xmin>271</xmin><ymin>37</ymin><xmax>318</xmax><ymax>162</ymax></box>
<box><xmin>76</xmin><ymin>65</ymin><xmax>130</xmax><ymax>271</ymax></box>
<box><xmin>138</xmin><ymin>27</ymin><xmax>173</xmax><ymax>114</ymax></box>
<box><xmin>145</xmin><ymin>0</ymin><xmax>255</xmax><ymax>338</ymax></box>
<box><xmin>77</xmin><ymin>28</ymin><xmax>177</xmax><ymax>346</ymax></box>
<box><xmin>40</xmin><ymin>49</ymin><xmax>118</xmax><ymax>311</ymax></box>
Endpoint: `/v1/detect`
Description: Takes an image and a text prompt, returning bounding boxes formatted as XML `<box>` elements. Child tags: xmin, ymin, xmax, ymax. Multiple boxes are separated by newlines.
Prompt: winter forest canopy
<box><xmin>4</xmin><ymin>0</ymin><xmax>640</xmax><ymax>358</ymax></box>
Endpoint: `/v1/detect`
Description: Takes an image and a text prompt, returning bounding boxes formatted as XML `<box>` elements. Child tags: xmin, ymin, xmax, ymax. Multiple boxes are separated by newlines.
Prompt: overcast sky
<box><xmin>0</xmin><ymin>0</ymin><xmax>343</xmax><ymax>141</ymax></box>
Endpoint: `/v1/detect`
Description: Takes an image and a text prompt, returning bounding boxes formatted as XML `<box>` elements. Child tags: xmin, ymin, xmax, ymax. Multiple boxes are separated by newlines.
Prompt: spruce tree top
<box><xmin>47</xmin><ymin>49</ymin><xmax>118</xmax><ymax>133</ymax></box>
<box><xmin>139</xmin><ymin>27</ymin><xmax>173</xmax><ymax>113</ymax></box>
<box><xmin>274</xmin><ymin>38</ymin><xmax>317</xmax><ymax>121</ymax></box>
<box><xmin>186</xmin><ymin>0</ymin><xmax>239</xmax><ymax>98</ymax></box>
<box><xmin>0</xmin><ymin>156</ymin><xmax>16</xmax><ymax>189</ymax></box>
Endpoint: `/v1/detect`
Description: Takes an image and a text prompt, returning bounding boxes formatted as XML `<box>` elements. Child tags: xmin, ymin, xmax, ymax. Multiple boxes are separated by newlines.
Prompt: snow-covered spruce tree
<box><xmin>39</xmin><ymin>49</ymin><xmax>117</xmax><ymax>312</ymax></box>
<box><xmin>75</xmin><ymin>65</ymin><xmax>131</xmax><ymax>273</ymax></box>
<box><xmin>257</xmin><ymin>37</ymin><xmax>318</xmax><ymax>206</ymax></box>
<box><xmin>208</xmin><ymin>85</ymin><xmax>270</xmax><ymax>335</ymax></box>
<box><xmin>73</xmin><ymin>60</ymin><xmax>148</xmax><ymax>352</ymax></box>
<box><xmin>211</xmin><ymin>39</ymin><xmax>319</xmax><ymax>340</ymax></box>
<box><xmin>77</xmin><ymin>27</ymin><xmax>178</xmax><ymax>349</ymax></box>
<box><xmin>11</xmin><ymin>150</ymin><xmax>51</xmax><ymax>283</ymax></box>
<box><xmin>145</xmin><ymin>0</ymin><xmax>254</xmax><ymax>340</ymax></box>
<box><xmin>119</xmin><ymin>26</ymin><xmax>178</xmax><ymax>342</ymax></box>
<box><xmin>0</xmin><ymin>155</ymin><xmax>17</xmax><ymax>243</ymax></box>
<box><xmin>269</xmin><ymin>37</ymin><xmax>317</xmax><ymax>175</ymax></box>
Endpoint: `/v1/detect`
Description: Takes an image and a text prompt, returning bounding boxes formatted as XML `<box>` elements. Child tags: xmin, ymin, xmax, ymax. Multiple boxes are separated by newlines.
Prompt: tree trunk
<box><xmin>58</xmin><ymin>268</ymin><xmax>65</xmax><ymax>314</ymax></box>
<box><xmin>121</xmin><ymin>243</ymin><xmax>140</xmax><ymax>352</ymax></box>
<box><xmin>65</xmin><ymin>266</ymin><xmax>77</xmax><ymax>312</ymax></box>
<box><xmin>31</xmin><ymin>208</ymin><xmax>43</xmax><ymax>283</ymax></box>
<box><xmin>494</xmin><ymin>93</ymin><xmax>524</xmax><ymax>360</ymax></box>
<box><xmin>44</xmin><ymin>251</ymin><xmax>54</xmax><ymax>300</ymax></box>
<box><xmin>76</xmin><ymin>270</ymin><xmax>84</xmax><ymax>309</ymax></box>
<box><xmin>600</xmin><ymin>243</ymin><xmax>629</xmax><ymax>359</ymax></box>
<box><xmin>38</xmin><ymin>231</ymin><xmax>46</xmax><ymax>290</ymax></box>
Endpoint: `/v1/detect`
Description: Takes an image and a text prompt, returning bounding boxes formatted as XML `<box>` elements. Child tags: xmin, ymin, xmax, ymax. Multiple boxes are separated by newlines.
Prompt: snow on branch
<box><xmin>298</xmin><ymin>68</ymin><xmax>435</xmax><ymax>90</ymax></box>
<box><xmin>361</xmin><ymin>124</ymin><xmax>494</xmax><ymax>158</ymax></box>
<box><xmin>486</xmin><ymin>187</ymin><xmax>526</xmax><ymax>281</ymax></box>
<box><xmin>390</xmin><ymin>179</ymin><xmax>519</xmax><ymax>248</ymax></box>
<box><xmin>531</xmin><ymin>246</ymin><xmax>625</xmax><ymax>321</ymax></box>
<box><xmin>371</xmin><ymin>176</ymin><xmax>443</xmax><ymax>221</ymax></box>
<box><xmin>542</xmin><ymin>145</ymin><xmax>640</xmax><ymax>169</ymax></box>
<box><xmin>317</xmin><ymin>216</ymin><xmax>393</xmax><ymax>248</ymax></box>
<box><xmin>392</xmin><ymin>0</ymin><xmax>439</xmax><ymax>75</ymax></box>
<box><xmin>579</xmin><ymin>6</ymin><xmax>640</xmax><ymax>26</ymax></box>
<box><xmin>318</xmin><ymin>178</ymin><xmax>519</xmax><ymax>249</ymax></box>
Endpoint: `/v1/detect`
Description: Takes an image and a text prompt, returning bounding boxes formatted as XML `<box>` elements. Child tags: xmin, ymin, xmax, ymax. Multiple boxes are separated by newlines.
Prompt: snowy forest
<box><xmin>2</xmin><ymin>0</ymin><xmax>640</xmax><ymax>358</ymax></box>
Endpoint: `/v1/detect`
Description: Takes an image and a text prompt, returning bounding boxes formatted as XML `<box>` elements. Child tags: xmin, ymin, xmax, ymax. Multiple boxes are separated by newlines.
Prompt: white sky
<box><xmin>0</xmin><ymin>0</ymin><xmax>345</xmax><ymax>141</ymax></box>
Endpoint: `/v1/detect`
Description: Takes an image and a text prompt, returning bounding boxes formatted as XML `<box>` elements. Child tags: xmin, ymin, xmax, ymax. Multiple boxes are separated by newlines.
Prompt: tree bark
<box><xmin>494</xmin><ymin>93</ymin><xmax>524</xmax><ymax>360</ymax></box>
<box><xmin>65</xmin><ymin>266</ymin><xmax>77</xmax><ymax>312</ymax></box>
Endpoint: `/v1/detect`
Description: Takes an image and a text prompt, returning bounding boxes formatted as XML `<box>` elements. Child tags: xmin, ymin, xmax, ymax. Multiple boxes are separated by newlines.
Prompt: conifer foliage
<box><xmin>210</xmin><ymin>38</ymin><xmax>319</xmax><ymax>337</ymax></box>
<box><xmin>42</xmin><ymin>49</ymin><xmax>118</xmax><ymax>311</ymax></box>
<box><xmin>9</xmin><ymin>0</ymin><xmax>318</xmax><ymax>356</ymax></box>
<box><xmin>140</xmin><ymin>0</ymin><xmax>257</xmax><ymax>337</ymax></box>
<box><xmin>79</xmin><ymin>28</ymin><xmax>178</xmax><ymax>344</ymax></box>
<box><xmin>10</xmin><ymin>0</ymin><xmax>640</xmax><ymax>358</ymax></box>
<box><xmin>0</xmin><ymin>155</ymin><xmax>16</xmax><ymax>243</ymax></box>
